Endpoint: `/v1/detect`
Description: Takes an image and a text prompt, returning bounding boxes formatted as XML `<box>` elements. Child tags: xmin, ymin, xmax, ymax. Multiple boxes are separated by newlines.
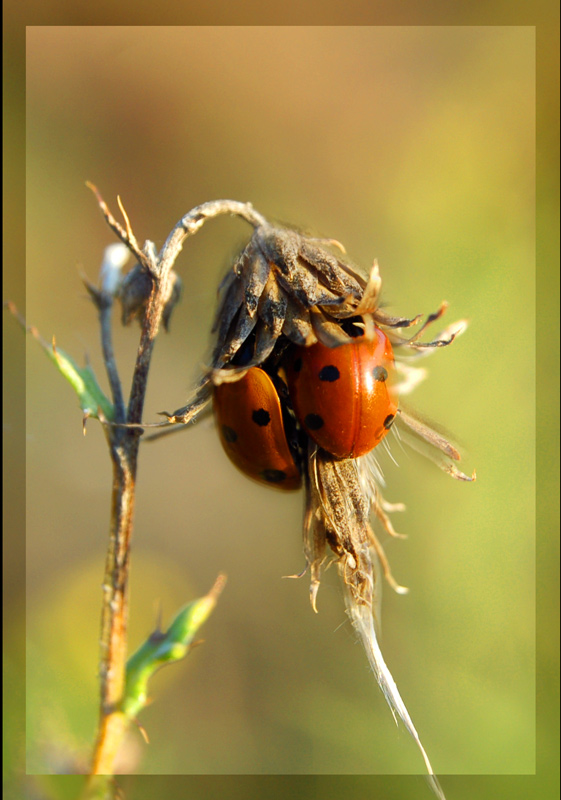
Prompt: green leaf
<box><xmin>7</xmin><ymin>302</ymin><xmax>114</xmax><ymax>421</ymax></box>
<box><xmin>7</xmin><ymin>299</ymin><xmax>115</xmax><ymax>422</ymax></box>
<box><xmin>122</xmin><ymin>575</ymin><xmax>226</xmax><ymax>720</ymax></box>
<box><xmin>47</xmin><ymin>342</ymin><xmax>114</xmax><ymax>421</ymax></box>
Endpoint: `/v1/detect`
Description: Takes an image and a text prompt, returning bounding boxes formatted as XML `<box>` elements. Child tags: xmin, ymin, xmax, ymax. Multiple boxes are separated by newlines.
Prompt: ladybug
<box><xmin>213</xmin><ymin>367</ymin><xmax>302</xmax><ymax>490</ymax></box>
<box><xmin>284</xmin><ymin>327</ymin><xmax>399</xmax><ymax>459</ymax></box>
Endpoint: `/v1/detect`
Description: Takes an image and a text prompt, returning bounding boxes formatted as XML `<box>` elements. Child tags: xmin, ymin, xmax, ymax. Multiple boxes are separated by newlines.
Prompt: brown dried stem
<box><xmin>85</xmin><ymin>188</ymin><xmax>265</xmax><ymax>782</ymax></box>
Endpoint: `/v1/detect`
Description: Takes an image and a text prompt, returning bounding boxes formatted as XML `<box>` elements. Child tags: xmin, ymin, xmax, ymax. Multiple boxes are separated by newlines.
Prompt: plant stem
<box><xmin>85</xmin><ymin>190</ymin><xmax>265</xmax><ymax>781</ymax></box>
<box><xmin>99</xmin><ymin>299</ymin><xmax>126</xmax><ymax>424</ymax></box>
<box><xmin>88</xmin><ymin>233</ymin><xmax>170</xmax><ymax>780</ymax></box>
<box><xmin>89</xmin><ymin>441</ymin><xmax>136</xmax><ymax>776</ymax></box>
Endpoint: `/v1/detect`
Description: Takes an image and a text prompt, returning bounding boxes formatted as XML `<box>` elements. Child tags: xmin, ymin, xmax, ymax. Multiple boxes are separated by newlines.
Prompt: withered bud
<box><xmin>99</xmin><ymin>243</ymin><xmax>130</xmax><ymax>297</ymax></box>
<box><xmin>119</xmin><ymin>265</ymin><xmax>182</xmax><ymax>330</ymax></box>
<box><xmin>119</xmin><ymin>263</ymin><xmax>153</xmax><ymax>326</ymax></box>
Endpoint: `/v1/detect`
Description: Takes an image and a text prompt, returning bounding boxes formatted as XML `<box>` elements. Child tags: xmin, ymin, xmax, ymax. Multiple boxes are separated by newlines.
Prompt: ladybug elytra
<box><xmin>284</xmin><ymin>328</ymin><xmax>399</xmax><ymax>459</ymax></box>
<box><xmin>213</xmin><ymin>367</ymin><xmax>302</xmax><ymax>490</ymax></box>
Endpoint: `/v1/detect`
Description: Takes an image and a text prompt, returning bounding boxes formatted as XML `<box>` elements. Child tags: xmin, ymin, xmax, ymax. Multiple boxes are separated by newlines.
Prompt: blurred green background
<box><xmin>4</xmin><ymin>20</ymin><xmax>558</xmax><ymax>800</ymax></box>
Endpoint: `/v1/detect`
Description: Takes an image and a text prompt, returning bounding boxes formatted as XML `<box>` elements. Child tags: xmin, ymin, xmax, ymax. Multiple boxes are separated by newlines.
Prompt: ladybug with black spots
<box><xmin>284</xmin><ymin>325</ymin><xmax>398</xmax><ymax>460</ymax></box>
<box><xmin>213</xmin><ymin>320</ymin><xmax>399</xmax><ymax>486</ymax></box>
<box><xmin>213</xmin><ymin>366</ymin><xmax>302</xmax><ymax>490</ymax></box>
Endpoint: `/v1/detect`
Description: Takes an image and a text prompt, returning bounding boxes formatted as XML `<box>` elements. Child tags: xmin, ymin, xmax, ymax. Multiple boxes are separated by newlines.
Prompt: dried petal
<box><xmin>257</xmin><ymin>225</ymin><xmax>300</xmax><ymax>271</ymax></box>
<box><xmin>307</xmin><ymin>449</ymin><xmax>445</xmax><ymax>799</ymax></box>
<box><xmin>209</xmin><ymin>365</ymin><xmax>250</xmax><ymax>386</ymax></box>
<box><xmin>257</xmin><ymin>274</ymin><xmax>287</xmax><ymax>335</ymax></box>
<box><xmin>398</xmin><ymin>408</ymin><xmax>461</xmax><ymax>460</ymax></box>
<box><xmin>163</xmin><ymin>376</ymin><xmax>212</xmax><ymax>424</ymax></box>
<box><xmin>213</xmin><ymin>304</ymin><xmax>257</xmax><ymax>366</ymax></box>
<box><xmin>273</xmin><ymin>259</ymin><xmax>320</xmax><ymax>307</ymax></box>
<box><xmin>393</xmin><ymin>361</ymin><xmax>428</xmax><ymax>396</ymax></box>
<box><xmin>310</xmin><ymin>308</ymin><xmax>353</xmax><ymax>347</ymax></box>
<box><xmin>237</xmin><ymin>243</ymin><xmax>272</xmax><ymax>318</ymax></box>
<box><xmin>299</xmin><ymin>239</ymin><xmax>364</xmax><ymax>298</ymax></box>
<box><xmin>212</xmin><ymin>271</ymin><xmax>243</xmax><ymax>337</ymax></box>
<box><xmin>402</xmin><ymin>302</ymin><xmax>448</xmax><ymax>344</ymax></box>
<box><xmin>282</xmin><ymin>297</ymin><xmax>317</xmax><ymax>346</ymax></box>
<box><xmin>312</xmin><ymin>453</ymin><xmax>373</xmax><ymax>607</ymax></box>
<box><xmin>351</xmin><ymin>260</ymin><xmax>382</xmax><ymax>316</ymax></box>
<box><xmin>251</xmin><ymin>321</ymin><xmax>278</xmax><ymax>364</ymax></box>
<box><xmin>373</xmin><ymin>308</ymin><xmax>424</xmax><ymax>328</ymax></box>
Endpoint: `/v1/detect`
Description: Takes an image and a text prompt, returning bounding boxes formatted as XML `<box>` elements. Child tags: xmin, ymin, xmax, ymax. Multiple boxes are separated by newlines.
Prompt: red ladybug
<box><xmin>213</xmin><ymin>368</ymin><xmax>302</xmax><ymax>490</ymax></box>
<box><xmin>284</xmin><ymin>329</ymin><xmax>399</xmax><ymax>459</ymax></box>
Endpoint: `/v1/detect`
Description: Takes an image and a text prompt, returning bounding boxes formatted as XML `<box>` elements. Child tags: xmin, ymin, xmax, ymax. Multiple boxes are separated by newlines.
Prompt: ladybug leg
<box><xmin>365</xmin><ymin>523</ymin><xmax>409</xmax><ymax>595</ymax></box>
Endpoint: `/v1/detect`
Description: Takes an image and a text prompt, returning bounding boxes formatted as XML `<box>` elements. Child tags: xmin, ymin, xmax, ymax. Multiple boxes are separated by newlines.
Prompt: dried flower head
<box><xmin>211</xmin><ymin>223</ymin><xmax>381</xmax><ymax>370</ymax></box>
<box><xmin>160</xmin><ymin>212</ymin><xmax>473</xmax><ymax>800</ymax></box>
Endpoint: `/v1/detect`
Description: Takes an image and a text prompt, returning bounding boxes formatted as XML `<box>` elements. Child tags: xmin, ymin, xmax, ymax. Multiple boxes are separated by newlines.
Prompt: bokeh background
<box><xmin>4</xmin><ymin>19</ymin><xmax>558</xmax><ymax>800</ymax></box>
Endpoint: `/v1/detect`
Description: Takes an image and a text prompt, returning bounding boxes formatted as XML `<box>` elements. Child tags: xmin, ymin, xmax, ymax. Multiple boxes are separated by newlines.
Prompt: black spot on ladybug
<box><xmin>222</xmin><ymin>425</ymin><xmax>238</xmax><ymax>443</ymax></box>
<box><xmin>383</xmin><ymin>414</ymin><xmax>395</xmax><ymax>430</ymax></box>
<box><xmin>252</xmin><ymin>408</ymin><xmax>271</xmax><ymax>426</ymax></box>
<box><xmin>373</xmin><ymin>366</ymin><xmax>388</xmax><ymax>382</ymax></box>
<box><xmin>305</xmin><ymin>413</ymin><xmax>324</xmax><ymax>431</ymax></box>
<box><xmin>293</xmin><ymin>357</ymin><xmax>303</xmax><ymax>373</ymax></box>
<box><xmin>261</xmin><ymin>469</ymin><xmax>287</xmax><ymax>483</ymax></box>
<box><xmin>319</xmin><ymin>365</ymin><xmax>340</xmax><ymax>382</ymax></box>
